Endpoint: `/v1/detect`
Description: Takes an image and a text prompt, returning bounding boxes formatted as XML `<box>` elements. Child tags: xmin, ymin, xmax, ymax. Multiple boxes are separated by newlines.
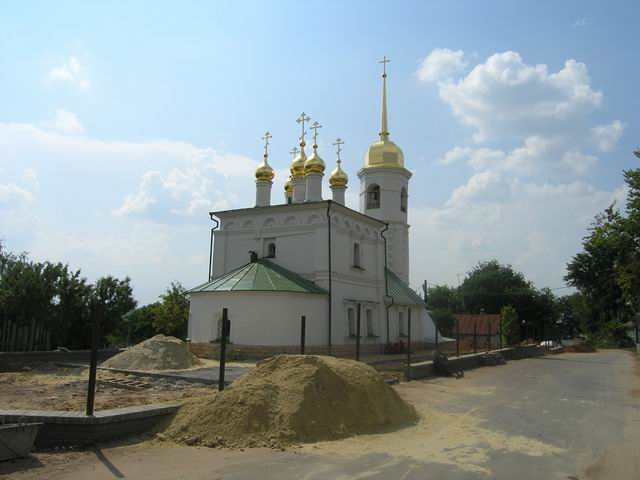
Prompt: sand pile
<box><xmin>163</xmin><ymin>354</ymin><xmax>417</xmax><ymax>448</ymax></box>
<box><xmin>102</xmin><ymin>335</ymin><xmax>201</xmax><ymax>371</ymax></box>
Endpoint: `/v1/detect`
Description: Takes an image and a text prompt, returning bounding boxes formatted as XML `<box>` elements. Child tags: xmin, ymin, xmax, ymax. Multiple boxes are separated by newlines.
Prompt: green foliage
<box><xmin>429</xmin><ymin>308</ymin><xmax>455</xmax><ymax>336</ymax></box>
<box><xmin>565</xmin><ymin>161</ymin><xmax>640</xmax><ymax>337</ymax></box>
<box><xmin>425</xmin><ymin>284</ymin><xmax>461</xmax><ymax>312</ymax></box>
<box><xmin>153</xmin><ymin>282</ymin><xmax>189</xmax><ymax>339</ymax></box>
<box><xmin>590</xmin><ymin>321</ymin><xmax>634</xmax><ymax>348</ymax></box>
<box><xmin>460</xmin><ymin>260</ymin><xmax>557</xmax><ymax>334</ymax></box>
<box><xmin>0</xmin><ymin>241</ymin><xmax>137</xmax><ymax>349</ymax></box>
<box><xmin>501</xmin><ymin>305</ymin><xmax>520</xmax><ymax>347</ymax></box>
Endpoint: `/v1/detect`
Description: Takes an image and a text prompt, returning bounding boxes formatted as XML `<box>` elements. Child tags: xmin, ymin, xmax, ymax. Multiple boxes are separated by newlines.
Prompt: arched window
<box><xmin>367</xmin><ymin>184</ymin><xmax>380</xmax><ymax>209</ymax></box>
<box><xmin>400</xmin><ymin>187</ymin><xmax>407</xmax><ymax>213</ymax></box>
<box><xmin>267</xmin><ymin>243</ymin><xmax>276</xmax><ymax>258</ymax></box>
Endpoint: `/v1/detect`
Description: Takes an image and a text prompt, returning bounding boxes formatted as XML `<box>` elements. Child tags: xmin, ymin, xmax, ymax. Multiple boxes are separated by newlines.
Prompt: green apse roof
<box><xmin>385</xmin><ymin>268</ymin><xmax>427</xmax><ymax>307</ymax></box>
<box><xmin>189</xmin><ymin>259</ymin><xmax>328</xmax><ymax>295</ymax></box>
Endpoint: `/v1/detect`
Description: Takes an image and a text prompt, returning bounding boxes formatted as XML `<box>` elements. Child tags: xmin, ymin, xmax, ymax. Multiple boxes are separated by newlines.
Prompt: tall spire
<box><xmin>379</xmin><ymin>56</ymin><xmax>390</xmax><ymax>141</ymax></box>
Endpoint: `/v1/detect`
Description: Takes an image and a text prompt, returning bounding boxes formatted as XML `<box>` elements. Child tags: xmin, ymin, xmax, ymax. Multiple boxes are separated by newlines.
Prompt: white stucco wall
<box><xmin>189</xmin><ymin>291</ymin><xmax>329</xmax><ymax>346</ymax></box>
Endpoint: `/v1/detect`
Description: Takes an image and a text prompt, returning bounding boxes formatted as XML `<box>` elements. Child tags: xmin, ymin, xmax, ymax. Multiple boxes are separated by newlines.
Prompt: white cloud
<box><xmin>0</xmin><ymin>120</ymin><xmax>261</xmax><ymax>303</ymax></box>
<box><xmin>572</xmin><ymin>18</ymin><xmax>591</xmax><ymax>28</ymax></box>
<box><xmin>111</xmin><ymin>149</ymin><xmax>253</xmax><ymax>219</ymax></box>
<box><xmin>0</xmin><ymin>182</ymin><xmax>34</xmax><ymax>204</ymax></box>
<box><xmin>437</xmin><ymin>52</ymin><xmax>602</xmax><ymax>142</ymax></box>
<box><xmin>591</xmin><ymin>120</ymin><xmax>625</xmax><ymax>152</ymax></box>
<box><xmin>48</xmin><ymin>57</ymin><xmax>90</xmax><ymax>90</ymax></box>
<box><xmin>53</xmin><ymin>109</ymin><xmax>85</xmax><ymax>135</ymax></box>
<box><xmin>417</xmin><ymin>48</ymin><xmax>468</xmax><ymax>82</ymax></box>
<box><xmin>411</xmin><ymin>49</ymin><xmax>626</xmax><ymax>293</ymax></box>
<box><xmin>410</xmin><ymin>179</ymin><xmax>620</xmax><ymax>291</ymax></box>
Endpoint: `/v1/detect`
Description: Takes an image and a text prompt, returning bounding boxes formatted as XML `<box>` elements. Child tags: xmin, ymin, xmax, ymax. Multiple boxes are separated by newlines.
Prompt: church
<box><xmin>187</xmin><ymin>59</ymin><xmax>441</xmax><ymax>358</ymax></box>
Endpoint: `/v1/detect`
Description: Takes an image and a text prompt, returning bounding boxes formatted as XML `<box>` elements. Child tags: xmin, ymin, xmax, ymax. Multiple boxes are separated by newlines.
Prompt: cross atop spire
<box><xmin>296</xmin><ymin>112</ymin><xmax>311</xmax><ymax>146</ymax></box>
<box><xmin>379</xmin><ymin>56</ymin><xmax>390</xmax><ymax>77</ymax></box>
<box><xmin>310</xmin><ymin>121</ymin><xmax>322</xmax><ymax>148</ymax></box>
<box><xmin>289</xmin><ymin>146</ymin><xmax>299</xmax><ymax>158</ymax></box>
<box><xmin>261</xmin><ymin>131</ymin><xmax>272</xmax><ymax>157</ymax></box>
<box><xmin>333</xmin><ymin>137</ymin><xmax>344</xmax><ymax>161</ymax></box>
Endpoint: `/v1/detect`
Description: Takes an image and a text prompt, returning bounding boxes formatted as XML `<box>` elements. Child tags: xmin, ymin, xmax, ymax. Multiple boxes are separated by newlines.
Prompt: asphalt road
<box><xmin>4</xmin><ymin>350</ymin><xmax>639</xmax><ymax>480</ymax></box>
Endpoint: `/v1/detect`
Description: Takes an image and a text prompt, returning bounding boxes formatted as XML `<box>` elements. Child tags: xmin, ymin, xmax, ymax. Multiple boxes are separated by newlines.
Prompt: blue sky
<box><xmin>1</xmin><ymin>0</ymin><xmax>638</xmax><ymax>304</ymax></box>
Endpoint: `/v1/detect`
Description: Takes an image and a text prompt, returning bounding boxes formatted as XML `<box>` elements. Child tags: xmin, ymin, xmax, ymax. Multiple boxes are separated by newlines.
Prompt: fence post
<box><xmin>218</xmin><ymin>308</ymin><xmax>230</xmax><ymax>392</ymax></box>
<box><xmin>499</xmin><ymin>319</ymin><xmax>503</xmax><ymax>350</ymax></box>
<box><xmin>356</xmin><ymin>303</ymin><xmax>361</xmax><ymax>361</ymax></box>
<box><xmin>456</xmin><ymin>319</ymin><xmax>460</xmax><ymax>357</ymax></box>
<box><xmin>435</xmin><ymin>316</ymin><xmax>439</xmax><ymax>351</ymax></box>
<box><xmin>86</xmin><ymin>303</ymin><xmax>103</xmax><ymax>416</ymax></box>
<box><xmin>487</xmin><ymin>321</ymin><xmax>491</xmax><ymax>352</ymax></box>
<box><xmin>406</xmin><ymin>308</ymin><xmax>412</xmax><ymax>381</ymax></box>
<box><xmin>300</xmin><ymin>315</ymin><xmax>306</xmax><ymax>355</ymax></box>
<box><xmin>635</xmin><ymin>324</ymin><xmax>639</xmax><ymax>344</ymax></box>
<box><xmin>473</xmin><ymin>321</ymin><xmax>477</xmax><ymax>354</ymax></box>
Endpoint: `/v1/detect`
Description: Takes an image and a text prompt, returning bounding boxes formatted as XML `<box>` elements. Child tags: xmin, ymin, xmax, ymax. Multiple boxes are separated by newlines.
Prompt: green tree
<box><xmin>429</xmin><ymin>308</ymin><xmax>455</xmax><ymax>336</ymax></box>
<box><xmin>425</xmin><ymin>284</ymin><xmax>461</xmax><ymax>312</ymax></box>
<box><xmin>92</xmin><ymin>275</ymin><xmax>137</xmax><ymax>346</ymax></box>
<box><xmin>153</xmin><ymin>281</ymin><xmax>189</xmax><ymax>339</ymax></box>
<box><xmin>501</xmin><ymin>305</ymin><xmax>520</xmax><ymax>347</ymax></box>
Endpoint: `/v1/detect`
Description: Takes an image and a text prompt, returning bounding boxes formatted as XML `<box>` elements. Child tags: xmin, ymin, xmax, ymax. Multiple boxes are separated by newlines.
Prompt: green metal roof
<box><xmin>189</xmin><ymin>259</ymin><xmax>328</xmax><ymax>295</ymax></box>
<box><xmin>385</xmin><ymin>268</ymin><xmax>427</xmax><ymax>307</ymax></box>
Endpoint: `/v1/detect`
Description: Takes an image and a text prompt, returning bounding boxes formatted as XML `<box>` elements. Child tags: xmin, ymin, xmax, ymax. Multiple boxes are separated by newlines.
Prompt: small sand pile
<box><xmin>102</xmin><ymin>335</ymin><xmax>201</xmax><ymax>371</ymax></box>
<box><xmin>163</xmin><ymin>355</ymin><xmax>417</xmax><ymax>448</ymax></box>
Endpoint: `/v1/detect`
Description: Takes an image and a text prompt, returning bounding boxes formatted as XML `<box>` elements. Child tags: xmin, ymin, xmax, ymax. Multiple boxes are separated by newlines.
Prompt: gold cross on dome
<box><xmin>296</xmin><ymin>112</ymin><xmax>311</xmax><ymax>144</ymax></box>
<box><xmin>310</xmin><ymin>121</ymin><xmax>322</xmax><ymax>146</ymax></box>
<box><xmin>379</xmin><ymin>56</ymin><xmax>390</xmax><ymax>76</ymax></box>
<box><xmin>290</xmin><ymin>146</ymin><xmax>299</xmax><ymax>158</ymax></box>
<box><xmin>261</xmin><ymin>131</ymin><xmax>272</xmax><ymax>156</ymax></box>
<box><xmin>333</xmin><ymin>137</ymin><xmax>344</xmax><ymax>160</ymax></box>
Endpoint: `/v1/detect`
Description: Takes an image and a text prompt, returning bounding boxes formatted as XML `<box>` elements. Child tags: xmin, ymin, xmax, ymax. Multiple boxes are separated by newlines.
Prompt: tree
<box><xmin>425</xmin><ymin>284</ymin><xmax>461</xmax><ymax>312</ymax></box>
<box><xmin>153</xmin><ymin>281</ymin><xmax>189</xmax><ymax>339</ymax></box>
<box><xmin>565</xmin><ymin>158</ymin><xmax>640</xmax><ymax>341</ymax></box>
<box><xmin>92</xmin><ymin>275</ymin><xmax>137</xmax><ymax>346</ymax></box>
<box><xmin>429</xmin><ymin>308</ymin><xmax>455</xmax><ymax>336</ymax></box>
<box><xmin>501</xmin><ymin>305</ymin><xmax>519</xmax><ymax>347</ymax></box>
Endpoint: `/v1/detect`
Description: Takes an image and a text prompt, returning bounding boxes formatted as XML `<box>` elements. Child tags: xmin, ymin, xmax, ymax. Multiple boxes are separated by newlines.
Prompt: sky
<box><xmin>1</xmin><ymin>0</ymin><xmax>639</xmax><ymax>304</ymax></box>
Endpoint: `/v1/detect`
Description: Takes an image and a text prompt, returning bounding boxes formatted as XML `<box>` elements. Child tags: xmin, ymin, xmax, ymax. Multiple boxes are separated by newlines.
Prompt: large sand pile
<box><xmin>102</xmin><ymin>335</ymin><xmax>201</xmax><ymax>371</ymax></box>
<box><xmin>163</xmin><ymin>354</ymin><xmax>418</xmax><ymax>448</ymax></box>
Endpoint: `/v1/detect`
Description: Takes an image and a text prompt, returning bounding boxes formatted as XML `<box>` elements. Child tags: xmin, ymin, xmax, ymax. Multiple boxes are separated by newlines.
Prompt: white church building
<box><xmin>187</xmin><ymin>60</ymin><xmax>441</xmax><ymax>358</ymax></box>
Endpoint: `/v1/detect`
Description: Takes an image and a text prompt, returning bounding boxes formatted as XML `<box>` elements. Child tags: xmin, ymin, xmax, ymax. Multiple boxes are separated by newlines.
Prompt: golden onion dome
<box><xmin>304</xmin><ymin>146</ymin><xmax>326</xmax><ymax>175</ymax></box>
<box><xmin>363</xmin><ymin>139</ymin><xmax>404</xmax><ymax>169</ymax></box>
<box><xmin>290</xmin><ymin>144</ymin><xmax>307</xmax><ymax>177</ymax></box>
<box><xmin>284</xmin><ymin>176</ymin><xmax>293</xmax><ymax>194</ymax></box>
<box><xmin>255</xmin><ymin>154</ymin><xmax>275</xmax><ymax>182</ymax></box>
<box><xmin>329</xmin><ymin>159</ymin><xmax>348</xmax><ymax>188</ymax></box>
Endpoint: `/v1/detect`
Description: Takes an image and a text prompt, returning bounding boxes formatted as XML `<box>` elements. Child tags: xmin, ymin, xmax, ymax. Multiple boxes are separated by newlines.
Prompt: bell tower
<box><xmin>357</xmin><ymin>57</ymin><xmax>411</xmax><ymax>283</ymax></box>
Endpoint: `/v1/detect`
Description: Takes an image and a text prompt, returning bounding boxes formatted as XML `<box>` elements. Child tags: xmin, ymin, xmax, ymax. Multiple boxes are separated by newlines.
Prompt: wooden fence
<box><xmin>0</xmin><ymin>320</ymin><xmax>50</xmax><ymax>352</ymax></box>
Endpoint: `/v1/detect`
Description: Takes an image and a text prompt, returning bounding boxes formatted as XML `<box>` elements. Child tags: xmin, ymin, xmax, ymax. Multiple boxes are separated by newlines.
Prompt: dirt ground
<box><xmin>1</xmin><ymin>351</ymin><xmax>639</xmax><ymax>479</ymax></box>
<box><xmin>0</xmin><ymin>365</ymin><xmax>215</xmax><ymax>411</ymax></box>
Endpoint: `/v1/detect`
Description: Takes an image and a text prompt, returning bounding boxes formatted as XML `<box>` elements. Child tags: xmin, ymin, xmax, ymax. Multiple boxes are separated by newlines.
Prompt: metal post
<box><xmin>406</xmin><ymin>308</ymin><xmax>411</xmax><ymax>381</ymax></box>
<box><xmin>218</xmin><ymin>308</ymin><xmax>230</xmax><ymax>392</ymax></box>
<box><xmin>456</xmin><ymin>319</ymin><xmax>460</xmax><ymax>357</ymax></box>
<box><xmin>487</xmin><ymin>321</ymin><xmax>491</xmax><ymax>352</ymax></box>
<box><xmin>86</xmin><ymin>303</ymin><xmax>102</xmax><ymax>416</ymax></box>
<box><xmin>356</xmin><ymin>303</ymin><xmax>361</xmax><ymax>361</ymax></box>
<box><xmin>499</xmin><ymin>320</ymin><xmax>502</xmax><ymax>350</ymax></box>
<box><xmin>300</xmin><ymin>315</ymin><xmax>306</xmax><ymax>354</ymax></box>
<box><xmin>434</xmin><ymin>316</ymin><xmax>439</xmax><ymax>351</ymax></box>
<box><xmin>473</xmin><ymin>321</ymin><xmax>477</xmax><ymax>354</ymax></box>
<box><xmin>635</xmin><ymin>324</ymin><xmax>639</xmax><ymax>344</ymax></box>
